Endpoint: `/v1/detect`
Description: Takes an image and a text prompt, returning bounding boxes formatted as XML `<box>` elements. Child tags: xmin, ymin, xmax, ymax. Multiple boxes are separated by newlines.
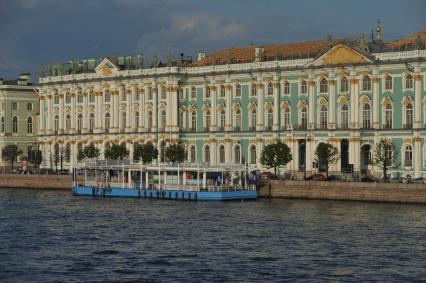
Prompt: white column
<box><xmin>273</xmin><ymin>81</ymin><xmax>279</xmax><ymax>131</ymax></box>
<box><xmin>352</xmin><ymin>136</ymin><xmax>361</xmax><ymax>176</ymax></box>
<box><xmin>225</xmin><ymin>83</ymin><xmax>232</xmax><ymax>131</ymax></box>
<box><xmin>58</xmin><ymin>93</ymin><xmax>64</xmax><ymax>133</ymax></box>
<box><xmin>350</xmin><ymin>78</ymin><xmax>359</xmax><ymax>128</ymax></box>
<box><xmin>414</xmin><ymin>74</ymin><xmax>422</xmax><ymax>129</ymax></box>
<box><xmin>170</xmin><ymin>84</ymin><xmax>179</xmax><ymax>132</ymax></box>
<box><xmin>139</xmin><ymin>86</ymin><xmax>145</xmax><ymax>131</ymax></box>
<box><xmin>306</xmin><ymin>137</ymin><xmax>313</xmax><ymax>174</ymax></box>
<box><xmin>211</xmin><ymin>84</ymin><xmax>217</xmax><ymax>131</ymax></box>
<box><xmin>126</xmin><ymin>86</ymin><xmax>131</xmax><ymax>132</ymax></box>
<box><xmin>372</xmin><ymin>77</ymin><xmax>380</xmax><ymax>129</ymax></box>
<box><xmin>94</xmin><ymin>90</ymin><xmax>102</xmax><ymax>133</ymax></box>
<box><xmin>225</xmin><ymin>138</ymin><xmax>231</xmax><ymax>164</ymax></box>
<box><xmin>256</xmin><ymin>81</ymin><xmax>264</xmax><ymax>131</ymax></box>
<box><xmin>152</xmin><ymin>85</ymin><xmax>158</xmax><ymax>131</ymax></box>
<box><xmin>328</xmin><ymin>80</ymin><xmax>336</xmax><ymax>128</ymax></box>
<box><xmin>70</xmin><ymin>93</ymin><xmax>76</xmax><ymax>134</ymax></box>
<box><xmin>82</xmin><ymin>92</ymin><xmax>88</xmax><ymax>133</ymax></box>
<box><xmin>414</xmin><ymin>136</ymin><xmax>421</xmax><ymax>178</ymax></box>
<box><xmin>211</xmin><ymin>139</ymin><xmax>217</xmax><ymax>165</ymax></box>
<box><xmin>47</xmin><ymin>93</ymin><xmax>52</xmax><ymax>134</ymax></box>
<box><xmin>308</xmin><ymin>80</ymin><xmax>315</xmax><ymax>128</ymax></box>
<box><xmin>39</xmin><ymin>94</ymin><xmax>45</xmax><ymax>134</ymax></box>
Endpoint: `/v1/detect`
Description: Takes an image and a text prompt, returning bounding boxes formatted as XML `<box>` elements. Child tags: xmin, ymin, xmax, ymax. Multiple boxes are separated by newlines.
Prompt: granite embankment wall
<box><xmin>259</xmin><ymin>180</ymin><xmax>426</xmax><ymax>204</ymax></box>
<box><xmin>0</xmin><ymin>174</ymin><xmax>71</xmax><ymax>190</ymax></box>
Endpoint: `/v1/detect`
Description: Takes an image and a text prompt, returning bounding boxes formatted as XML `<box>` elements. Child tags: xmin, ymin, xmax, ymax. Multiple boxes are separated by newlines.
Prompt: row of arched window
<box><xmin>0</xmin><ymin>116</ymin><xmax>33</xmax><ymax>134</ymax></box>
<box><xmin>187</xmin><ymin>144</ymin><xmax>258</xmax><ymax>165</ymax></box>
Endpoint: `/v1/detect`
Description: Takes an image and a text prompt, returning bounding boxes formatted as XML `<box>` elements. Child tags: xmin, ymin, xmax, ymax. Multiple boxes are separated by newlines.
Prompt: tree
<box><xmin>2</xmin><ymin>144</ymin><xmax>22</xmax><ymax>172</ymax></box>
<box><xmin>260</xmin><ymin>140</ymin><xmax>293</xmax><ymax>176</ymax></box>
<box><xmin>82</xmin><ymin>144</ymin><xmax>100</xmax><ymax>159</ymax></box>
<box><xmin>104</xmin><ymin>144</ymin><xmax>129</xmax><ymax>160</ymax></box>
<box><xmin>133</xmin><ymin>142</ymin><xmax>158</xmax><ymax>164</ymax></box>
<box><xmin>164</xmin><ymin>143</ymin><xmax>186</xmax><ymax>163</ymax></box>
<box><xmin>51</xmin><ymin>146</ymin><xmax>66</xmax><ymax>172</ymax></box>
<box><xmin>314</xmin><ymin>142</ymin><xmax>340</xmax><ymax>177</ymax></box>
<box><xmin>370</xmin><ymin>138</ymin><xmax>398</xmax><ymax>182</ymax></box>
<box><xmin>77</xmin><ymin>149</ymin><xmax>85</xmax><ymax>162</ymax></box>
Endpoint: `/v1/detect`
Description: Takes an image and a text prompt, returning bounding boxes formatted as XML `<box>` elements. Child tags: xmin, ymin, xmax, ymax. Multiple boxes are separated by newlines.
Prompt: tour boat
<box><xmin>72</xmin><ymin>160</ymin><xmax>257</xmax><ymax>201</ymax></box>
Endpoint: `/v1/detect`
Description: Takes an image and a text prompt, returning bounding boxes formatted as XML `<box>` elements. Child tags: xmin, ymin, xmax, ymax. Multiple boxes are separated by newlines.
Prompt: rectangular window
<box><xmin>27</xmin><ymin>103</ymin><xmax>33</xmax><ymax>111</ymax></box>
<box><xmin>12</xmin><ymin>102</ymin><xmax>17</xmax><ymax>110</ymax></box>
<box><xmin>54</xmin><ymin>95</ymin><xmax>59</xmax><ymax>105</ymax></box>
<box><xmin>77</xmin><ymin>94</ymin><xmax>83</xmax><ymax>103</ymax></box>
<box><xmin>191</xmin><ymin>87</ymin><xmax>197</xmax><ymax>99</ymax></box>
<box><xmin>65</xmin><ymin>94</ymin><xmax>71</xmax><ymax>104</ymax></box>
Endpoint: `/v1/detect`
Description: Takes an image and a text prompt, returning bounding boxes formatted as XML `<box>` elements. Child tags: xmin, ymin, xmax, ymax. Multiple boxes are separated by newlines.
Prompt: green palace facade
<box><xmin>37</xmin><ymin>25</ymin><xmax>426</xmax><ymax>179</ymax></box>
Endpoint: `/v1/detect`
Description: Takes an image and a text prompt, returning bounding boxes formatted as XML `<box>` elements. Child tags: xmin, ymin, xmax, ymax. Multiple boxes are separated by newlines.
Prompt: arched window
<box><xmin>160</xmin><ymin>85</ymin><xmax>166</xmax><ymax>99</ymax></box>
<box><xmin>220</xmin><ymin>85</ymin><xmax>225</xmax><ymax>97</ymax></box>
<box><xmin>251</xmin><ymin>83</ymin><xmax>257</xmax><ymax>96</ymax></box>
<box><xmin>362</xmin><ymin>103</ymin><xmax>371</xmax><ymax>129</ymax></box>
<box><xmin>65</xmin><ymin>143</ymin><xmax>71</xmax><ymax>162</ymax></box>
<box><xmin>235</xmin><ymin>109</ymin><xmax>241</xmax><ymax>131</ymax></box>
<box><xmin>134</xmin><ymin>111</ymin><xmax>139</xmax><ymax>130</ymax></box>
<box><xmin>89</xmin><ymin>113</ymin><xmax>95</xmax><ymax>133</ymax></box>
<box><xmin>250</xmin><ymin>109</ymin><xmax>257</xmax><ymax>130</ymax></box>
<box><xmin>235</xmin><ymin>83</ymin><xmax>242</xmax><ymax>97</ymax></box>
<box><xmin>340</xmin><ymin>104</ymin><xmax>349</xmax><ymax>129</ymax></box>
<box><xmin>319</xmin><ymin>105</ymin><xmax>328</xmax><ymax>129</ymax></box>
<box><xmin>77</xmin><ymin>114</ymin><xmax>83</xmax><ymax>133</ymax></box>
<box><xmin>405</xmin><ymin>103</ymin><xmax>413</xmax><ymax>129</ymax></box>
<box><xmin>27</xmin><ymin>117</ymin><xmax>33</xmax><ymax>134</ymax></box>
<box><xmin>205</xmin><ymin>110</ymin><xmax>211</xmax><ymax>130</ymax></box>
<box><xmin>300</xmin><ymin>105</ymin><xmax>307</xmax><ymax>129</ymax></box>
<box><xmin>65</xmin><ymin>114</ymin><xmax>71</xmax><ymax>132</ymax></box>
<box><xmin>340</xmin><ymin>77</ymin><xmax>348</xmax><ymax>92</ymax></box>
<box><xmin>104</xmin><ymin>90</ymin><xmax>110</xmax><ymax>102</ymax></box>
<box><xmin>385</xmin><ymin>76</ymin><xmax>393</xmax><ymax>90</ymax></box>
<box><xmin>120</xmin><ymin>112</ymin><xmax>126</xmax><ymax>133</ymax></box>
<box><xmin>234</xmin><ymin>145</ymin><xmax>241</xmax><ymax>164</ymax></box>
<box><xmin>191</xmin><ymin>111</ymin><xmax>197</xmax><ymax>131</ymax></box>
<box><xmin>160</xmin><ymin>110</ymin><xmax>166</xmax><ymax>130</ymax></box>
<box><xmin>362</xmin><ymin>76</ymin><xmax>371</xmax><ymax>91</ymax></box>
<box><xmin>267</xmin><ymin>82</ymin><xmax>273</xmax><ymax>95</ymax></box>
<box><xmin>319</xmin><ymin>78</ymin><xmax>328</xmax><ymax>93</ymax></box>
<box><xmin>147</xmin><ymin>110</ymin><xmax>153</xmax><ymax>129</ymax></box>
<box><xmin>266</xmin><ymin>108</ymin><xmax>273</xmax><ymax>130</ymax></box>
<box><xmin>191</xmin><ymin>87</ymin><xmax>196</xmax><ymax>99</ymax></box>
<box><xmin>284</xmin><ymin>81</ymin><xmax>290</xmax><ymax>95</ymax></box>
<box><xmin>301</xmin><ymin>80</ymin><xmax>307</xmax><ymax>94</ymax></box>
<box><xmin>190</xmin><ymin>145</ymin><xmax>196</xmax><ymax>163</ymax></box>
<box><xmin>283</xmin><ymin>107</ymin><xmax>290</xmax><ymax>129</ymax></box>
<box><xmin>384</xmin><ymin>104</ymin><xmax>392</xmax><ymax>129</ymax></box>
<box><xmin>1</xmin><ymin>117</ymin><xmax>4</xmax><ymax>133</ymax></box>
<box><xmin>250</xmin><ymin>145</ymin><xmax>256</xmax><ymax>164</ymax></box>
<box><xmin>219</xmin><ymin>110</ymin><xmax>225</xmax><ymax>131</ymax></box>
<box><xmin>204</xmin><ymin>145</ymin><xmax>210</xmax><ymax>163</ymax></box>
<box><xmin>104</xmin><ymin>113</ymin><xmax>110</xmax><ymax>132</ymax></box>
<box><xmin>405</xmin><ymin>74</ymin><xmax>413</xmax><ymax>89</ymax></box>
<box><xmin>404</xmin><ymin>145</ymin><xmax>413</xmax><ymax>167</ymax></box>
<box><xmin>54</xmin><ymin>115</ymin><xmax>59</xmax><ymax>134</ymax></box>
<box><xmin>219</xmin><ymin>145</ymin><xmax>225</xmax><ymax>164</ymax></box>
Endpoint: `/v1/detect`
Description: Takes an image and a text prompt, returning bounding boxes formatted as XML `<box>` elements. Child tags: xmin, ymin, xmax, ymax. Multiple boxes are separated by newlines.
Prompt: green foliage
<box><xmin>260</xmin><ymin>140</ymin><xmax>292</xmax><ymax>175</ymax></box>
<box><xmin>77</xmin><ymin>150</ymin><xmax>85</xmax><ymax>162</ymax></box>
<box><xmin>370</xmin><ymin>138</ymin><xmax>398</xmax><ymax>182</ymax></box>
<box><xmin>314</xmin><ymin>142</ymin><xmax>340</xmax><ymax>177</ymax></box>
<box><xmin>133</xmin><ymin>142</ymin><xmax>158</xmax><ymax>164</ymax></box>
<box><xmin>1</xmin><ymin>144</ymin><xmax>22</xmax><ymax>171</ymax></box>
<box><xmin>104</xmin><ymin>144</ymin><xmax>129</xmax><ymax>160</ymax></box>
<box><xmin>164</xmin><ymin>143</ymin><xmax>186</xmax><ymax>163</ymax></box>
<box><xmin>80</xmin><ymin>144</ymin><xmax>100</xmax><ymax>160</ymax></box>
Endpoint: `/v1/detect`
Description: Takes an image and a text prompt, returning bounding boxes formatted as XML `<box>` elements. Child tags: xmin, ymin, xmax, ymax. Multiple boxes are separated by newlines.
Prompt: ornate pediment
<box><xmin>95</xmin><ymin>58</ymin><xmax>119</xmax><ymax>77</ymax></box>
<box><xmin>307</xmin><ymin>44</ymin><xmax>373</xmax><ymax>67</ymax></box>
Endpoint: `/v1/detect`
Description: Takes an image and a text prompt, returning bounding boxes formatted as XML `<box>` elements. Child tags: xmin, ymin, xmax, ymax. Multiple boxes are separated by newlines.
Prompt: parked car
<box><xmin>413</xmin><ymin>177</ymin><xmax>426</xmax><ymax>184</ymax></box>
<box><xmin>312</xmin><ymin>173</ymin><xmax>325</xmax><ymax>181</ymax></box>
<box><xmin>259</xmin><ymin>171</ymin><xmax>276</xmax><ymax>180</ymax></box>
<box><xmin>361</xmin><ymin>176</ymin><xmax>381</xmax><ymax>183</ymax></box>
<box><xmin>326</xmin><ymin>175</ymin><xmax>345</xmax><ymax>182</ymax></box>
<box><xmin>390</xmin><ymin>177</ymin><xmax>402</xmax><ymax>183</ymax></box>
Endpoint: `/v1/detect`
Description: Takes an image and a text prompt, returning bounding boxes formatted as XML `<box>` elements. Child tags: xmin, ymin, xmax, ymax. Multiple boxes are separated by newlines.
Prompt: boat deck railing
<box><xmin>82</xmin><ymin>180</ymin><xmax>256</xmax><ymax>192</ymax></box>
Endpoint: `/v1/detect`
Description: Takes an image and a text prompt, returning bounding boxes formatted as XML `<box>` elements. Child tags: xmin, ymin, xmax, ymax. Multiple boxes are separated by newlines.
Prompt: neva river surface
<box><xmin>1</xmin><ymin>189</ymin><xmax>426</xmax><ymax>282</ymax></box>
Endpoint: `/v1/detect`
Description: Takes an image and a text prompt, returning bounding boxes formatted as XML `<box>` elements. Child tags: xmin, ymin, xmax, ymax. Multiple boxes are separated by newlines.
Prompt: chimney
<box><xmin>255</xmin><ymin>46</ymin><xmax>264</xmax><ymax>62</ymax></box>
<box><xmin>197</xmin><ymin>51</ymin><xmax>206</xmax><ymax>61</ymax></box>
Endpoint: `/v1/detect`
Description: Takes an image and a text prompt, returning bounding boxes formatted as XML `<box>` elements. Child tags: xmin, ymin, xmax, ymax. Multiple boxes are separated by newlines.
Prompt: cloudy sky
<box><xmin>0</xmin><ymin>0</ymin><xmax>425</xmax><ymax>81</ymax></box>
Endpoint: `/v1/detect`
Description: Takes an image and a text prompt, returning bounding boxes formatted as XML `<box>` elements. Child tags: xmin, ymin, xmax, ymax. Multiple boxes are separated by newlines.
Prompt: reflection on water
<box><xmin>0</xmin><ymin>189</ymin><xmax>426</xmax><ymax>282</ymax></box>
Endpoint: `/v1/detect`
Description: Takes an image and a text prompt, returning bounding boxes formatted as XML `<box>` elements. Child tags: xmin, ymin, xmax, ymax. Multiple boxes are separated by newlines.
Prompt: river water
<box><xmin>0</xmin><ymin>188</ymin><xmax>425</xmax><ymax>282</ymax></box>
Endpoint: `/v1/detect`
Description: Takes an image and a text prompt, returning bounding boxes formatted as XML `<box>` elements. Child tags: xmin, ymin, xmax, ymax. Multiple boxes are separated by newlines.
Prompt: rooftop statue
<box><xmin>167</xmin><ymin>52</ymin><xmax>172</xmax><ymax>67</ymax></box>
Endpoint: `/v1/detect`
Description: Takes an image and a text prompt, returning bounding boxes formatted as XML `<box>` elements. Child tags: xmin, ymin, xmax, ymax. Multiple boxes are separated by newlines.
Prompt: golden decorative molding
<box><xmin>414</xmin><ymin>74</ymin><xmax>421</xmax><ymax>81</ymax></box>
<box><xmin>350</xmin><ymin>78</ymin><xmax>359</xmax><ymax>84</ymax></box>
<box><xmin>320</xmin><ymin>44</ymin><xmax>369</xmax><ymax>65</ymax></box>
<box><xmin>328</xmin><ymin>80</ymin><xmax>335</xmax><ymax>85</ymax></box>
<box><xmin>372</xmin><ymin>77</ymin><xmax>380</xmax><ymax>83</ymax></box>
<box><xmin>309</xmin><ymin>80</ymin><xmax>315</xmax><ymax>86</ymax></box>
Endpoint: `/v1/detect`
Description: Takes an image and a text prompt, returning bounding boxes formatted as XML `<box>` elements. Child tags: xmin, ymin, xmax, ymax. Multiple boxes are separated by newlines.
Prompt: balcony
<box><xmin>383</xmin><ymin>124</ymin><xmax>392</xmax><ymax>130</ymax></box>
<box><xmin>204</xmin><ymin>127</ymin><xmax>210</xmax><ymax>132</ymax></box>
<box><xmin>248</xmin><ymin>126</ymin><xmax>256</xmax><ymax>131</ymax></box>
<box><xmin>295</xmin><ymin>125</ymin><xmax>307</xmax><ymax>130</ymax></box>
<box><xmin>317</xmin><ymin>124</ymin><xmax>327</xmax><ymax>130</ymax></box>
<box><xmin>159</xmin><ymin>127</ymin><xmax>165</xmax><ymax>132</ymax></box>
<box><xmin>281</xmin><ymin>125</ymin><xmax>292</xmax><ymax>131</ymax></box>
<box><xmin>265</xmin><ymin>126</ymin><xmax>272</xmax><ymax>131</ymax></box>
<box><xmin>403</xmin><ymin>124</ymin><xmax>413</xmax><ymax>130</ymax></box>
<box><xmin>234</xmin><ymin>126</ymin><xmax>241</xmax><ymax>132</ymax></box>
<box><xmin>217</xmin><ymin>127</ymin><xmax>225</xmax><ymax>132</ymax></box>
<box><xmin>337</xmin><ymin>124</ymin><xmax>349</xmax><ymax>130</ymax></box>
<box><xmin>188</xmin><ymin>128</ymin><xmax>196</xmax><ymax>132</ymax></box>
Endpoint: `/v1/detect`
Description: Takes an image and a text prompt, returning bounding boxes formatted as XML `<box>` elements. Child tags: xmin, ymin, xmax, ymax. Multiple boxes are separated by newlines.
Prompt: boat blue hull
<box><xmin>72</xmin><ymin>186</ymin><xmax>257</xmax><ymax>201</ymax></box>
